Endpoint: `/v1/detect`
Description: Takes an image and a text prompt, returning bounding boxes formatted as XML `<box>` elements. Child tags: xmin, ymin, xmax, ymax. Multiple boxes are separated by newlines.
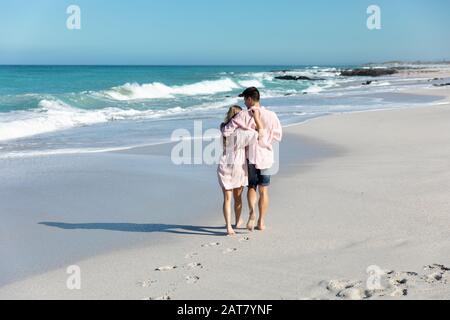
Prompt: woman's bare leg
<box><xmin>222</xmin><ymin>188</ymin><xmax>236</xmax><ymax>236</ymax></box>
<box><xmin>233</xmin><ymin>187</ymin><xmax>244</xmax><ymax>228</ymax></box>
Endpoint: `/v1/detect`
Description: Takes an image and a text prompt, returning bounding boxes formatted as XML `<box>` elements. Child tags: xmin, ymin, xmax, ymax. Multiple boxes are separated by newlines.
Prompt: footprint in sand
<box><xmin>143</xmin><ymin>295</ymin><xmax>172</xmax><ymax>301</ymax></box>
<box><xmin>337</xmin><ymin>288</ymin><xmax>369</xmax><ymax>300</ymax></box>
<box><xmin>185</xmin><ymin>276</ymin><xmax>200</xmax><ymax>284</ymax></box>
<box><xmin>201</xmin><ymin>242</ymin><xmax>221</xmax><ymax>248</ymax></box>
<box><xmin>383</xmin><ymin>271</ymin><xmax>418</xmax><ymax>297</ymax></box>
<box><xmin>325</xmin><ymin>279</ymin><xmax>363</xmax><ymax>292</ymax></box>
<box><xmin>185</xmin><ymin>252</ymin><xmax>199</xmax><ymax>259</ymax></box>
<box><xmin>185</xmin><ymin>262</ymin><xmax>204</xmax><ymax>270</ymax></box>
<box><xmin>322</xmin><ymin>264</ymin><xmax>450</xmax><ymax>300</ymax></box>
<box><xmin>223</xmin><ymin>248</ymin><xmax>238</xmax><ymax>254</ymax></box>
<box><xmin>155</xmin><ymin>265</ymin><xmax>178</xmax><ymax>272</ymax></box>
<box><xmin>386</xmin><ymin>270</ymin><xmax>418</xmax><ymax>285</ymax></box>
<box><xmin>239</xmin><ymin>237</ymin><xmax>251</xmax><ymax>243</ymax></box>
<box><xmin>323</xmin><ymin>274</ymin><xmax>408</xmax><ymax>300</ymax></box>
<box><xmin>137</xmin><ymin>279</ymin><xmax>157</xmax><ymax>288</ymax></box>
<box><xmin>422</xmin><ymin>264</ymin><xmax>450</xmax><ymax>283</ymax></box>
<box><xmin>323</xmin><ymin>280</ymin><xmax>369</xmax><ymax>300</ymax></box>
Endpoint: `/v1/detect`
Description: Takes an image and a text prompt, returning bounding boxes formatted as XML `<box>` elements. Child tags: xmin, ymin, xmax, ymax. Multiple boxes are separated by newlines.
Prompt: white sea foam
<box><xmin>303</xmin><ymin>85</ymin><xmax>323</xmax><ymax>94</ymax></box>
<box><xmin>0</xmin><ymin>99</ymin><xmax>168</xmax><ymax>141</ymax></box>
<box><xmin>1</xmin><ymin>66</ymin><xmax>441</xmax><ymax>148</ymax></box>
<box><xmin>0</xmin><ymin>147</ymin><xmax>128</xmax><ymax>159</ymax></box>
<box><xmin>0</xmin><ymin>100</ymin><xmax>108</xmax><ymax>142</ymax></box>
<box><xmin>240</xmin><ymin>72</ymin><xmax>274</xmax><ymax>82</ymax></box>
<box><xmin>371</xmin><ymin>81</ymin><xmax>391</xmax><ymax>87</ymax></box>
<box><xmin>0</xmin><ymin>96</ymin><xmax>239</xmax><ymax>142</ymax></box>
<box><xmin>238</xmin><ymin>80</ymin><xmax>265</xmax><ymax>88</ymax></box>
<box><xmin>101</xmin><ymin>78</ymin><xmax>241</xmax><ymax>101</ymax></box>
<box><xmin>260</xmin><ymin>89</ymin><xmax>300</xmax><ymax>98</ymax></box>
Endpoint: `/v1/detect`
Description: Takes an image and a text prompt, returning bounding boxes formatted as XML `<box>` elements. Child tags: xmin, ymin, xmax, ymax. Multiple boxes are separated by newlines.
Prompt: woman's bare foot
<box><xmin>227</xmin><ymin>227</ymin><xmax>236</xmax><ymax>236</ymax></box>
<box><xmin>247</xmin><ymin>215</ymin><xmax>256</xmax><ymax>231</ymax></box>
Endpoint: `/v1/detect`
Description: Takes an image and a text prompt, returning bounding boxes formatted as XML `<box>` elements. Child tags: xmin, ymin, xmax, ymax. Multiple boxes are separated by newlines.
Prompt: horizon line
<box><xmin>1</xmin><ymin>60</ymin><xmax>449</xmax><ymax>67</ymax></box>
<box><xmin>0</xmin><ymin>63</ymin><xmax>353</xmax><ymax>67</ymax></box>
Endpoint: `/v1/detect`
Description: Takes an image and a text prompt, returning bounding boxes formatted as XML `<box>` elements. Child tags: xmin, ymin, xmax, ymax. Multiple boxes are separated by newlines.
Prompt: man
<box><xmin>222</xmin><ymin>87</ymin><xmax>283</xmax><ymax>231</ymax></box>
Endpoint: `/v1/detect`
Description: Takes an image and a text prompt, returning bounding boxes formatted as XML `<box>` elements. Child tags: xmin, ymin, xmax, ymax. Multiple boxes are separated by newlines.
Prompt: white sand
<box><xmin>1</xmin><ymin>86</ymin><xmax>450</xmax><ymax>300</ymax></box>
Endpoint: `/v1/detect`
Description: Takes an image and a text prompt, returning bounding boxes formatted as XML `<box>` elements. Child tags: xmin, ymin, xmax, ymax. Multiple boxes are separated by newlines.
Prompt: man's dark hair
<box><xmin>239</xmin><ymin>87</ymin><xmax>260</xmax><ymax>102</ymax></box>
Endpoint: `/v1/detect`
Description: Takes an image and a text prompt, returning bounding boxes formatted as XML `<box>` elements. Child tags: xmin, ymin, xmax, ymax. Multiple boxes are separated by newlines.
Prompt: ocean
<box><xmin>0</xmin><ymin>65</ymin><xmax>445</xmax><ymax>158</ymax></box>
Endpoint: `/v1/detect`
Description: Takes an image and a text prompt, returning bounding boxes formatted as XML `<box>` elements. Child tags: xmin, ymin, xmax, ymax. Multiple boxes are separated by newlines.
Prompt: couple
<box><xmin>217</xmin><ymin>87</ymin><xmax>283</xmax><ymax>236</ymax></box>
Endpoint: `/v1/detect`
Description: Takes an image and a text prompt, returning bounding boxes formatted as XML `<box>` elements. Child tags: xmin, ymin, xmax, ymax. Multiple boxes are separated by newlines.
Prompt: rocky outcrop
<box><xmin>271</xmin><ymin>69</ymin><xmax>293</xmax><ymax>73</ymax></box>
<box><xmin>275</xmin><ymin>75</ymin><xmax>324</xmax><ymax>81</ymax></box>
<box><xmin>433</xmin><ymin>83</ymin><xmax>450</xmax><ymax>87</ymax></box>
<box><xmin>340</xmin><ymin>68</ymin><xmax>398</xmax><ymax>77</ymax></box>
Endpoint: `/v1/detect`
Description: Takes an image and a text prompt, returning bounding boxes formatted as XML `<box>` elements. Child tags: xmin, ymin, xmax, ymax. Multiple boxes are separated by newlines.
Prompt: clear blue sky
<box><xmin>0</xmin><ymin>0</ymin><xmax>449</xmax><ymax>65</ymax></box>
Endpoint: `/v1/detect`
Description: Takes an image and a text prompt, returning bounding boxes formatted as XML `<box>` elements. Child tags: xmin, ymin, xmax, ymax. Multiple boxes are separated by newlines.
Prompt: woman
<box><xmin>218</xmin><ymin>106</ymin><xmax>258</xmax><ymax>236</ymax></box>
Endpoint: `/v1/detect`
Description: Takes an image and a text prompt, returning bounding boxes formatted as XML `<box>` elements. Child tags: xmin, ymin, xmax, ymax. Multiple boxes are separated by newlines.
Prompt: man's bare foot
<box><xmin>235</xmin><ymin>219</ymin><xmax>245</xmax><ymax>229</ymax></box>
<box><xmin>227</xmin><ymin>227</ymin><xmax>236</xmax><ymax>236</ymax></box>
<box><xmin>256</xmin><ymin>221</ymin><xmax>266</xmax><ymax>231</ymax></box>
<box><xmin>247</xmin><ymin>215</ymin><xmax>256</xmax><ymax>231</ymax></box>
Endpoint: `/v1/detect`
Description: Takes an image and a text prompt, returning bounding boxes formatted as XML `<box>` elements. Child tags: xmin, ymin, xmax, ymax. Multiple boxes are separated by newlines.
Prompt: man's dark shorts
<box><xmin>248</xmin><ymin>162</ymin><xmax>271</xmax><ymax>189</ymax></box>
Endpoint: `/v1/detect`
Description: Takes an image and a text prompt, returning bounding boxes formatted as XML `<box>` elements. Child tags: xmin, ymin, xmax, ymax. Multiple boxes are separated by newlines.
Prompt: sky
<box><xmin>0</xmin><ymin>0</ymin><xmax>449</xmax><ymax>65</ymax></box>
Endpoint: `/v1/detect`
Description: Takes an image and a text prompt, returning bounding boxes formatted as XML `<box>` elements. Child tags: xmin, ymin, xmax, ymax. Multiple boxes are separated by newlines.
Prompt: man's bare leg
<box><xmin>233</xmin><ymin>187</ymin><xmax>244</xmax><ymax>228</ymax></box>
<box><xmin>247</xmin><ymin>187</ymin><xmax>258</xmax><ymax>231</ymax></box>
<box><xmin>222</xmin><ymin>188</ymin><xmax>236</xmax><ymax>236</ymax></box>
<box><xmin>257</xmin><ymin>186</ymin><xmax>269</xmax><ymax>231</ymax></box>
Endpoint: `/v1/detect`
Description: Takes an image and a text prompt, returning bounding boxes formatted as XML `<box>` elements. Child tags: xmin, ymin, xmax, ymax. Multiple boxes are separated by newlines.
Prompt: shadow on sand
<box><xmin>39</xmin><ymin>222</ymin><xmax>226</xmax><ymax>236</ymax></box>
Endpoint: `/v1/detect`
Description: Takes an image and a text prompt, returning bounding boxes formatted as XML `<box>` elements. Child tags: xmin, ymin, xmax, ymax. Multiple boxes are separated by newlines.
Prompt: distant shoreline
<box><xmin>0</xmin><ymin>61</ymin><xmax>449</xmax><ymax>67</ymax></box>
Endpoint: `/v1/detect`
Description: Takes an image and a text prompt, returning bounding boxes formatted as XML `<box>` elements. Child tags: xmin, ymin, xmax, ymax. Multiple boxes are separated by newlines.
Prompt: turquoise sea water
<box><xmin>0</xmin><ymin>65</ymin><xmax>317</xmax><ymax>112</ymax></box>
<box><xmin>0</xmin><ymin>65</ymin><xmax>444</xmax><ymax>158</ymax></box>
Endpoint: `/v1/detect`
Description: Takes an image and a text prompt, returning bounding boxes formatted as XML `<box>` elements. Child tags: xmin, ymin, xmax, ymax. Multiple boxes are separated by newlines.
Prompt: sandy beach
<box><xmin>1</xmin><ymin>77</ymin><xmax>449</xmax><ymax>300</ymax></box>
